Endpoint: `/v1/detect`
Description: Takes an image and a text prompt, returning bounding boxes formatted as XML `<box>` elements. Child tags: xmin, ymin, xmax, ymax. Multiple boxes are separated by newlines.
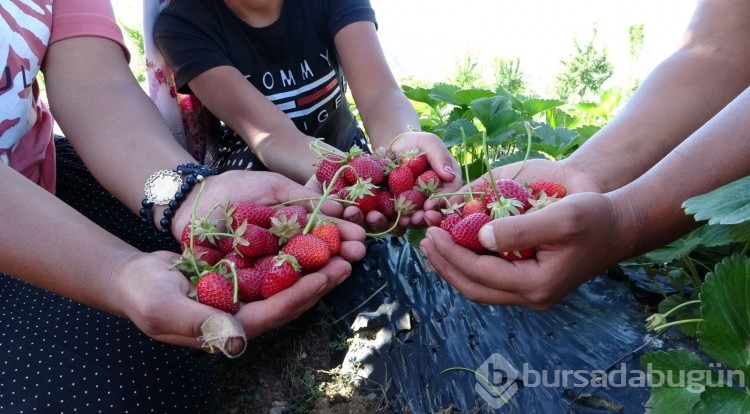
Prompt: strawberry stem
<box><xmin>510</xmin><ymin>122</ymin><xmax>534</xmax><ymax>181</ymax></box>
<box><xmin>365</xmin><ymin>210</ymin><xmax>403</xmax><ymax>238</ymax></box>
<box><xmin>386</xmin><ymin>124</ymin><xmax>418</xmax><ymax>149</ymax></box>
<box><xmin>302</xmin><ymin>164</ymin><xmax>354</xmax><ymax>234</ymax></box>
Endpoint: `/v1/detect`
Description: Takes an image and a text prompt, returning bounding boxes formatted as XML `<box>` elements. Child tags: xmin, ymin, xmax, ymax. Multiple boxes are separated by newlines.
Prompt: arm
<box><xmin>562</xmin><ymin>0</ymin><xmax>750</xmax><ymax>192</ymax></box>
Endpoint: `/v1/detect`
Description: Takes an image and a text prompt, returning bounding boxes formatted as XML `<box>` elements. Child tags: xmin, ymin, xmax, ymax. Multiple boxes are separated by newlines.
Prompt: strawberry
<box><xmin>526</xmin><ymin>178</ymin><xmax>567</xmax><ymax>199</ymax></box>
<box><xmin>339</xmin><ymin>181</ymin><xmax>378</xmax><ymax>214</ymax></box>
<box><xmin>375</xmin><ymin>190</ymin><xmax>397</xmax><ymax>219</ymax></box>
<box><xmin>181</xmin><ymin>220</ymin><xmax>217</xmax><ymax>249</ymax></box>
<box><xmin>310</xmin><ymin>221</ymin><xmax>341</xmax><ymax>255</ymax></box>
<box><xmin>499</xmin><ymin>248</ymin><xmax>536</xmax><ymax>261</ymax></box>
<box><xmin>440</xmin><ymin>212</ymin><xmax>462</xmax><ymax>232</ymax></box>
<box><xmin>344</xmin><ymin>154</ymin><xmax>385</xmax><ymax>185</ymax></box>
<box><xmin>315</xmin><ymin>153</ymin><xmax>346</xmax><ymax>193</ymax></box>
<box><xmin>449</xmin><ymin>212</ymin><xmax>492</xmax><ymax>252</ymax></box>
<box><xmin>388</xmin><ymin>165</ymin><xmax>416</xmax><ymax>196</ymax></box>
<box><xmin>236</xmin><ymin>266</ymin><xmax>266</xmax><ymax>302</ymax></box>
<box><xmin>219</xmin><ymin>251</ymin><xmax>254</xmax><ymax>273</ymax></box>
<box><xmin>234</xmin><ymin>223</ymin><xmax>279</xmax><ymax>258</ymax></box>
<box><xmin>273</xmin><ymin>205</ymin><xmax>308</xmax><ymax>228</ymax></box>
<box><xmin>401</xmin><ymin>150</ymin><xmax>428</xmax><ymax>176</ymax></box>
<box><xmin>261</xmin><ymin>255</ymin><xmax>301</xmax><ymax>298</ymax></box>
<box><xmin>461</xmin><ymin>199</ymin><xmax>487</xmax><ymax>216</ymax></box>
<box><xmin>282</xmin><ymin>234</ymin><xmax>331</xmax><ymax>272</ymax></box>
<box><xmin>190</xmin><ymin>245</ymin><xmax>224</xmax><ymax>267</ymax></box>
<box><xmin>195</xmin><ymin>272</ymin><xmax>240</xmax><ymax>314</ymax></box>
<box><xmin>227</xmin><ymin>201</ymin><xmax>275</xmax><ymax>231</ymax></box>
<box><xmin>484</xmin><ymin>179</ymin><xmax>530</xmax><ymax>218</ymax></box>
<box><xmin>394</xmin><ymin>189</ymin><xmax>426</xmax><ymax>216</ymax></box>
<box><xmin>416</xmin><ymin>170</ymin><xmax>441</xmax><ymax>196</ymax></box>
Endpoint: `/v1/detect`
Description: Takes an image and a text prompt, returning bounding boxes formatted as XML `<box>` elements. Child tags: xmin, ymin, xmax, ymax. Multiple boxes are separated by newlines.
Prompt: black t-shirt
<box><xmin>154</xmin><ymin>0</ymin><xmax>377</xmax><ymax>151</ymax></box>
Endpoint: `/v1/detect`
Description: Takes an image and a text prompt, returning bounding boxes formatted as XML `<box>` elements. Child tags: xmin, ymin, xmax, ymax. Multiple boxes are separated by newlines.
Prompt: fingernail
<box><xmin>444</xmin><ymin>165</ymin><xmax>455</xmax><ymax>176</ymax></box>
<box><xmin>479</xmin><ymin>225</ymin><xmax>497</xmax><ymax>251</ymax></box>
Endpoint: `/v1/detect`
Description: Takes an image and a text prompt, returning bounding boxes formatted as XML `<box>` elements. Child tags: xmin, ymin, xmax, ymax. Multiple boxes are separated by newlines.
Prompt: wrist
<box><xmin>139</xmin><ymin>163</ymin><xmax>219</xmax><ymax>238</ymax></box>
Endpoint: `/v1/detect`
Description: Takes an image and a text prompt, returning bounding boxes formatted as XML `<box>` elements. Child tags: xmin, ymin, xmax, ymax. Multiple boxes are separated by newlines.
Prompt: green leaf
<box><xmin>442</xmin><ymin>119</ymin><xmax>480</xmax><ymax>148</ymax></box>
<box><xmin>640</xmin><ymin>349</ymin><xmax>706</xmax><ymax>413</ymax></box>
<box><xmin>517</xmin><ymin>98</ymin><xmax>565</xmax><ymax>117</ymax></box>
<box><xmin>428</xmin><ymin>83</ymin><xmax>463</xmax><ymax>106</ymax></box>
<box><xmin>454</xmin><ymin>89</ymin><xmax>494</xmax><ymax>106</ymax></box>
<box><xmin>692</xmin><ymin>386</ymin><xmax>750</xmax><ymax>414</ymax></box>
<box><xmin>470</xmin><ymin>96</ymin><xmax>520</xmax><ymax>137</ymax></box>
<box><xmin>683</xmin><ymin>175</ymin><xmax>750</xmax><ymax>225</ymax></box>
<box><xmin>402</xmin><ymin>85</ymin><xmax>437</xmax><ymax>107</ymax></box>
<box><xmin>698</xmin><ymin>254</ymin><xmax>750</xmax><ymax>377</ymax></box>
<box><xmin>645</xmin><ymin>237</ymin><xmax>704</xmax><ymax>263</ymax></box>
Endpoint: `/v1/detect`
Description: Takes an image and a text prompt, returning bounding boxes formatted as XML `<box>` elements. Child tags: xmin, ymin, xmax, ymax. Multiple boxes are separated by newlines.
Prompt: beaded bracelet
<box><xmin>139</xmin><ymin>163</ymin><xmax>219</xmax><ymax>236</ymax></box>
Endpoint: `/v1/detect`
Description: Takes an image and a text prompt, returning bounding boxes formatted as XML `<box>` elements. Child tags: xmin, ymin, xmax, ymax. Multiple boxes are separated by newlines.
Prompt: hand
<box><xmin>419</xmin><ymin>192</ymin><xmax>630</xmax><ymax>310</ymax></box>
<box><xmin>173</xmin><ymin>170</ymin><xmax>347</xmax><ymax>240</ymax></box>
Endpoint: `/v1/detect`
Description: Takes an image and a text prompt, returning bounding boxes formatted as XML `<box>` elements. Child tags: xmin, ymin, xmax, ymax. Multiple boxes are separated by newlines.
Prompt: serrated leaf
<box><xmin>470</xmin><ymin>96</ymin><xmax>519</xmax><ymax>137</ymax></box>
<box><xmin>442</xmin><ymin>119</ymin><xmax>480</xmax><ymax>148</ymax></box>
<box><xmin>454</xmin><ymin>89</ymin><xmax>494</xmax><ymax>106</ymax></box>
<box><xmin>698</xmin><ymin>254</ymin><xmax>750</xmax><ymax>377</ymax></box>
<box><xmin>694</xmin><ymin>223</ymin><xmax>740</xmax><ymax>247</ymax></box>
<box><xmin>402</xmin><ymin>85</ymin><xmax>437</xmax><ymax>107</ymax></box>
<box><xmin>517</xmin><ymin>98</ymin><xmax>565</xmax><ymax>117</ymax></box>
<box><xmin>428</xmin><ymin>83</ymin><xmax>462</xmax><ymax>106</ymax></box>
<box><xmin>640</xmin><ymin>349</ymin><xmax>707</xmax><ymax>413</ymax></box>
<box><xmin>645</xmin><ymin>237</ymin><xmax>704</xmax><ymax>263</ymax></box>
<box><xmin>683</xmin><ymin>176</ymin><xmax>750</xmax><ymax>225</ymax></box>
<box><xmin>692</xmin><ymin>386</ymin><xmax>750</xmax><ymax>414</ymax></box>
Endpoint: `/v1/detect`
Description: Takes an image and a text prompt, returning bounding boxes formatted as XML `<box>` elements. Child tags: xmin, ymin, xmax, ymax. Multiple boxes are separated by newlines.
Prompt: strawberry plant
<box><xmin>632</xmin><ymin>175</ymin><xmax>750</xmax><ymax>412</ymax></box>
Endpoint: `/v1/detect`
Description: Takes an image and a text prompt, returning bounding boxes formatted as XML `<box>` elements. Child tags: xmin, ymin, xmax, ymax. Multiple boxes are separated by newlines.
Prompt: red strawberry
<box><xmin>339</xmin><ymin>183</ymin><xmax>378</xmax><ymax>214</ymax></box>
<box><xmin>190</xmin><ymin>245</ymin><xmax>223</xmax><ymax>267</ymax></box>
<box><xmin>471</xmin><ymin>179</ymin><xmax>491</xmax><ymax>195</ymax></box>
<box><xmin>234</xmin><ymin>224</ymin><xmax>279</xmax><ymax>258</ymax></box>
<box><xmin>394</xmin><ymin>189</ymin><xmax>426</xmax><ymax>216</ymax></box>
<box><xmin>344</xmin><ymin>154</ymin><xmax>385</xmax><ymax>185</ymax></box>
<box><xmin>219</xmin><ymin>251</ymin><xmax>254</xmax><ymax>273</ymax></box>
<box><xmin>461</xmin><ymin>199</ymin><xmax>487</xmax><ymax>216</ymax></box>
<box><xmin>181</xmin><ymin>221</ymin><xmax>217</xmax><ymax>249</ymax></box>
<box><xmin>195</xmin><ymin>272</ymin><xmax>240</xmax><ymax>314</ymax></box>
<box><xmin>273</xmin><ymin>205</ymin><xmax>308</xmax><ymax>228</ymax></box>
<box><xmin>449</xmin><ymin>213</ymin><xmax>492</xmax><ymax>252</ymax></box>
<box><xmin>499</xmin><ymin>248</ymin><xmax>536</xmax><ymax>261</ymax></box>
<box><xmin>261</xmin><ymin>255</ymin><xmax>301</xmax><ymax>298</ymax></box>
<box><xmin>217</xmin><ymin>235</ymin><xmax>235</xmax><ymax>254</ymax></box>
<box><xmin>416</xmin><ymin>170</ymin><xmax>441</xmax><ymax>196</ymax></box>
<box><xmin>375</xmin><ymin>190</ymin><xmax>397</xmax><ymax>219</ymax></box>
<box><xmin>236</xmin><ymin>266</ymin><xmax>265</xmax><ymax>302</ymax></box>
<box><xmin>282</xmin><ymin>234</ymin><xmax>331</xmax><ymax>272</ymax></box>
<box><xmin>484</xmin><ymin>179</ymin><xmax>530</xmax><ymax>218</ymax></box>
<box><xmin>388</xmin><ymin>165</ymin><xmax>416</xmax><ymax>196</ymax></box>
<box><xmin>440</xmin><ymin>212</ymin><xmax>462</xmax><ymax>232</ymax></box>
<box><xmin>227</xmin><ymin>201</ymin><xmax>275</xmax><ymax>231</ymax></box>
<box><xmin>254</xmin><ymin>254</ymin><xmax>276</xmax><ymax>272</ymax></box>
<box><xmin>527</xmin><ymin>179</ymin><xmax>567</xmax><ymax>199</ymax></box>
<box><xmin>401</xmin><ymin>150</ymin><xmax>428</xmax><ymax>176</ymax></box>
<box><xmin>310</xmin><ymin>222</ymin><xmax>341</xmax><ymax>255</ymax></box>
<box><xmin>315</xmin><ymin>153</ymin><xmax>346</xmax><ymax>193</ymax></box>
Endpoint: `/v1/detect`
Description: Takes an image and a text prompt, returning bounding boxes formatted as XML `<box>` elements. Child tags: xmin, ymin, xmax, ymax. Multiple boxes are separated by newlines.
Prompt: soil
<box><xmin>211</xmin><ymin>302</ymin><xmax>397</xmax><ymax>414</ymax></box>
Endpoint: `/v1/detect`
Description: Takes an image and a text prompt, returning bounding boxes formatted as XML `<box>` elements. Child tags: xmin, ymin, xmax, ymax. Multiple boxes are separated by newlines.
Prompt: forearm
<box><xmin>611</xmin><ymin>86</ymin><xmax>750</xmax><ymax>257</ymax></box>
<box><xmin>356</xmin><ymin>87</ymin><xmax>422</xmax><ymax>150</ymax></box>
<box><xmin>565</xmin><ymin>0</ymin><xmax>750</xmax><ymax>192</ymax></box>
<box><xmin>44</xmin><ymin>37</ymin><xmax>196</xmax><ymax>213</ymax></box>
<box><xmin>0</xmin><ymin>165</ymin><xmax>136</xmax><ymax>315</ymax></box>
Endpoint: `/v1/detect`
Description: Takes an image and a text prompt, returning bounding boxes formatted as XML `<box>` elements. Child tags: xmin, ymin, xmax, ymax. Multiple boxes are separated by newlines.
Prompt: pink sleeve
<box><xmin>49</xmin><ymin>0</ymin><xmax>131</xmax><ymax>61</ymax></box>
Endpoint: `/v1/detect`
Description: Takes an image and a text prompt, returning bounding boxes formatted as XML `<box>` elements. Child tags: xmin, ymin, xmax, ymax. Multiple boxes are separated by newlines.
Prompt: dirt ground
<box><xmin>211</xmin><ymin>303</ymin><xmax>397</xmax><ymax>414</ymax></box>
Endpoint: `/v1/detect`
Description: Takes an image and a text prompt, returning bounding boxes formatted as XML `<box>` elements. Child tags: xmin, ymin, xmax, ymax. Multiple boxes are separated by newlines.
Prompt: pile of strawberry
<box><xmin>313</xmin><ymin>146</ymin><xmax>441</xmax><ymax>225</ymax></box>
<box><xmin>438</xmin><ymin>177</ymin><xmax>567</xmax><ymax>260</ymax></box>
<box><xmin>175</xmin><ymin>201</ymin><xmax>342</xmax><ymax>314</ymax></box>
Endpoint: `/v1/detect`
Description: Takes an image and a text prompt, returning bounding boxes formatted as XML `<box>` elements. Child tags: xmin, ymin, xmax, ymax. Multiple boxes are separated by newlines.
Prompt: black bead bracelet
<box><xmin>139</xmin><ymin>163</ymin><xmax>219</xmax><ymax>236</ymax></box>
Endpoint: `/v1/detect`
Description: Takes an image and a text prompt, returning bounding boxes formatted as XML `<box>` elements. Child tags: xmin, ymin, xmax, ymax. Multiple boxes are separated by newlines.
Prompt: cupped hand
<box><xmin>419</xmin><ymin>192</ymin><xmax>631</xmax><ymax>310</ymax></box>
<box><xmin>109</xmin><ymin>250</ymin><xmax>236</xmax><ymax>349</ymax></box>
<box><xmin>173</xmin><ymin>170</ymin><xmax>346</xmax><ymax>239</ymax></box>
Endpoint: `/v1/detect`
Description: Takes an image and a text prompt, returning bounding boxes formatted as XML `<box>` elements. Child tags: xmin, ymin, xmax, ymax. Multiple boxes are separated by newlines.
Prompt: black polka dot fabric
<box><xmin>0</xmin><ymin>137</ymin><xmax>217</xmax><ymax>413</ymax></box>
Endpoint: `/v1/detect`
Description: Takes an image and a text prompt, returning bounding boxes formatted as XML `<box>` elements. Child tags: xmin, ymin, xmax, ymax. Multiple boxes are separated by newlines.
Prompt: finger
<box><xmin>365</xmin><ymin>210</ymin><xmax>390</xmax><ymax>233</ymax></box>
<box><xmin>419</xmin><ymin>230</ymin><xmax>529</xmax><ymax>306</ymax></box>
<box><xmin>237</xmin><ymin>272</ymin><xmax>330</xmax><ymax>338</ymax></box>
<box><xmin>423</xmin><ymin>226</ymin><xmax>539</xmax><ymax>295</ymax></box>
<box><xmin>343</xmin><ymin>205</ymin><xmax>366</xmax><ymax>227</ymax></box>
<box><xmin>478</xmin><ymin>200</ymin><xmax>574</xmax><ymax>253</ymax></box>
<box><xmin>338</xmin><ymin>239</ymin><xmax>366</xmax><ymax>262</ymax></box>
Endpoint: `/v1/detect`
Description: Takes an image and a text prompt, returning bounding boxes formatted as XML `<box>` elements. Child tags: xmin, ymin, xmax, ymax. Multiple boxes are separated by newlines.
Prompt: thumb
<box><xmin>199</xmin><ymin>313</ymin><xmax>247</xmax><ymax>358</ymax></box>
<box><xmin>478</xmin><ymin>206</ymin><xmax>562</xmax><ymax>252</ymax></box>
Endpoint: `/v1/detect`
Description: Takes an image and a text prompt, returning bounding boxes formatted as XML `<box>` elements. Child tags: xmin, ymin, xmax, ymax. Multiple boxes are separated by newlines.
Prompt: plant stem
<box><xmin>510</xmin><ymin>121</ymin><xmax>534</xmax><ymax>181</ymax></box>
<box><xmin>654</xmin><ymin>318</ymin><xmax>703</xmax><ymax>332</ymax></box>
